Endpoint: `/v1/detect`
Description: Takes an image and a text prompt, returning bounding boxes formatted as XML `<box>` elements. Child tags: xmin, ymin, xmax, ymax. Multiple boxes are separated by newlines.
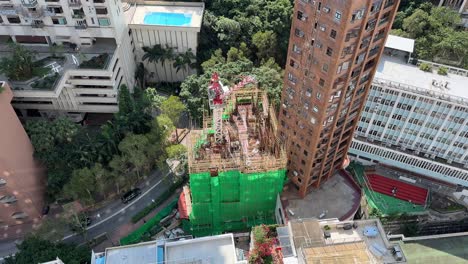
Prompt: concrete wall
<box><xmin>0</xmin><ymin>82</ymin><xmax>45</xmax><ymax>228</ymax></box>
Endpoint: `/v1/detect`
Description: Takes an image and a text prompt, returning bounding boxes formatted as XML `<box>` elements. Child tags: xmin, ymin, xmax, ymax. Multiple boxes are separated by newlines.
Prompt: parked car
<box><xmin>121</xmin><ymin>188</ymin><xmax>142</xmax><ymax>204</ymax></box>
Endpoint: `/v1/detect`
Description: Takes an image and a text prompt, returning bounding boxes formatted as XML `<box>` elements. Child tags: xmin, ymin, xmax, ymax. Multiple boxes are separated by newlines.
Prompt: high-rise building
<box><xmin>0</xmin><ymin>82</ymin><xmax>45</xmax><ymax>235</ymax></box>
<box><xmin>0</xmin><ymin>1</ymin><xmax>203</xmax><ymax>121</ymax></box>
<box><xmin>279</xmin><ymin>0</ymin><xmax>400</xmax><ymax>197</ymax></box>
<box><xmin>350</xmin><ymin>35</ymin><xmax>468</xmax><ymax>187</ymax></box>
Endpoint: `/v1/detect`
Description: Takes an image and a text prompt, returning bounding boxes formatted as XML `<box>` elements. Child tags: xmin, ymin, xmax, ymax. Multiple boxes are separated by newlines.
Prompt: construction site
<box><xmin>179</xmin><ymin>73</ymin><xmax>287</xmax><ymax>236</ymax></box>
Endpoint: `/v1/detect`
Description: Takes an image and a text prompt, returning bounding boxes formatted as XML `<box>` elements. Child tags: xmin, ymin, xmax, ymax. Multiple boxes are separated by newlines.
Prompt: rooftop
<box><xmin>385</xmin><ymin>35</ymin><xmax>415</xmax><ymax>53</ymax></box>
<box><xmin>281</xmin><ymin>171</ymin><xmax>361</xmax><ymax>221</ymax></box>
<box><xmin>398</xmin><ymin>233</ymin><xmax>468</xmax><ymax>263</ymax></box>
<box><xmin>165</xmin><ymin>234</ymin><xmax>237</xmax><ymax>263</ymax></box>
<box><xmin>289</xmin><ymin>218</ymin><xmax>406</xmax><ymax>263</ymax></box>
<box><xmin>93</xmin><ymin>234</ymin><xmax>241</xmax><ymax>264</ymax></box>
<box><xmin>126</xmin><ymin>2</ymin><xmax>204</xmax><ymax>29</ymax></box>
<box><xmin>0</xmin><ymin>39</ymin><xmax>116</xmax><ymax>91</ymax></box>
<box><xmin>375</xmin><ymin>52</ymin><xmax>468</xmax><ymax>102</ymax></box>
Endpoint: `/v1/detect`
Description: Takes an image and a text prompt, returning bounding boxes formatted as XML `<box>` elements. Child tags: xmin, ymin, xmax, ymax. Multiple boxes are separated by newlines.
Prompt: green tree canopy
<box><xmin>4</xmin><ymin>236</ymin><xmax>89</xmax><ymax>264</ymax></box>
<box><xmin>166</xmin><ymin>144</ymin><xmax>187</xmax><ymax>159</ymax></box>
<box><xmin>160</xmin><ymin>95</ymin><xmax>186</xmax><ymax>125</ymax></box>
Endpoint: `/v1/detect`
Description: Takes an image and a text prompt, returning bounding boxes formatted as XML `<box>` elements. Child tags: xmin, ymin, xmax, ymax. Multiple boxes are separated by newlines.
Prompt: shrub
<box><xmin>437</xmin><ymin>66</ymin><xmax>448</xmax><ymax>75</ymax></box>
<box><xmin>419</xmin><ymin>62</ymin><xmax>432</xmax><ymax>72</ymax></box>
<box><xmin>131</xmin><ymin>178</ymin><xmax>185</xmax><ymax>223</ymax></box>
<box><xmin>324</xmin><ymin>225</ymin><xmax>331</xmax><ymax>231</ymax></box>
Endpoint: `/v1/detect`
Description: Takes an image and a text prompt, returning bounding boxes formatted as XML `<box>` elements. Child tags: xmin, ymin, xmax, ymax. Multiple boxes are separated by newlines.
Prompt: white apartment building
<box><xmin>349</xmin><ymin>36</ymin><xmax>468</xmax><ymax>187</ymax></box>
<box><xmin>0</xmin><ymin>1</ymin><xmax>203</xmax><ymax>120</ymax></box>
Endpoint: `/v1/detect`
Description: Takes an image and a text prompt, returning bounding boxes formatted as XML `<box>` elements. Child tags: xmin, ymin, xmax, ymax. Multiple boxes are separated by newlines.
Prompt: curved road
<box><xmin>0</xmin><ymin>168</ymin><xmax>174</xmax><ymax>259</ymax></box>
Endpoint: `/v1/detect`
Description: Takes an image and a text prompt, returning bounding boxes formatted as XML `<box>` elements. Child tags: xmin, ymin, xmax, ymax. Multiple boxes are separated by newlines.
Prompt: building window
<box><xmin>293</xmin><ymin>44</ymin><xmax>301</xmax><ymax>54</ymax></box>
<box><xmin>305</xmin><ymin>88</ymin><xmax>312</xmax><ymax>97</ymax></box>
<box><xmin>52</xmin><ymin>17</ymin><xmax>67</xmax><ymax>25</ymax></box>
<box><xmin>295</xmin><ymin>28</ymin><xmax>305</xmax><ymax>38</ymax></box>
<box><xmin>7</xmin><ymin>16</ymin><xmax>21</xmax><ymax>24</ymax></box>
<box><xmin>11</xmin><ymin>212</ymin><xmax>28</xmax><ymax>219</ymax></box>
<box><xmin>0</xmin><ymin>195</ymin><xmax>17</xmax><ymax>204</ymax></box>
<box><xmin>310</xmin><ymin>117</ymin><xmax>317</xmax><ymax>124</ymax></box>
<box><xmin>96</xmin><ymin>7</ymin><xmax>108</xmax><ymax>14</ymax></box>
<box><xmin>297</xmin><ymin>10</ymin><xmax>307</xmax><ymax>21</ymax></box>
<box><xmin>322</xmin><ymin>63</ymin><xmax>329</xmax><ymax>72</ymax></box>
<box><xmin>326</xmin><ymin>47</ymin><xmax>333</xmax><ymax>56</ymax></box>
<box><xmin>330</xmin><ymin>29</ymin><xmax>337</xmax><ymax>39</ymax></box>
<box><xmin>335</xmin><ymin>11</ymin><xmax>342</xmax><ymax>21</ymax></box>
<box><xmin>98</xmin><ymin>18</ymin><xmax>110</xmax><ymax>26</ymax></box>
<box><xmin>0</xmin><ymin>178</ymin><xmax>5</xmax><ymax>186</ymax></box>
<box><xmin>319</xmin><ymin>78</ymin><xmax>325</xmax><ymax>87</ymax></box>
<box><xmin>323</xmin><ymin>6</ymin><xmax>330</xmax><ymax>13</ymax></box>
<box><xmin>313</xmin><ymin>106</ymin><xmax>319</xmax><ymax>113</ymax></box>
<box><xmin>319</xmin><ymin>25</ymin><xmax>326</xmax><ymax>31</ymax></box>
<box><xmin>316</xmin><ymin>92</ymin><xmax>322</xmax><ymax>100</ymax></box>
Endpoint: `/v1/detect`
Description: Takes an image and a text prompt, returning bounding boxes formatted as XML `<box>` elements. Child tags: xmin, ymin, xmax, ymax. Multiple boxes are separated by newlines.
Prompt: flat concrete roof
<box><xmin>399</xmin><ymin>234</ymin><xmax>468</xmax><ymax>263</ymax></box>
<box><xmin>165</xmin><ymin>234</ymin><xmax>237</xmax><ymax>264</ymax></box>
<box><xmin>290</xmin><ymin>219</ymin><xmax>405</xmax><ymax>263</ymax></box>
<box><xmin>281</xmin><ymin>172</ymin><xmax>361</xmax><ymax>221</ymax></box>
<box><xmin>385</xmin><ymin>35</ymin><xmax>415</xmax><ymax>53</ymax></box>
<box><xmin>128</xmin><ymin>4</ymin><xmax>204</xmax><ymax>28</ymax></box>
<box><xmin>375</xmin><ymin>55</ymin><xmax>468</xmax><ymax>100</ymax></box>
<box><xmin>104</xmin><ymin>241</ymin><xmax>157</xmax><ymax>264</ymax></box>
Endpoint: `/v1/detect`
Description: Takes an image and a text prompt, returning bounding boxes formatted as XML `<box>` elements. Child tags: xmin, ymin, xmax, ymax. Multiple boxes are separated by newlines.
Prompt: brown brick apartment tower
<box><xmin>279</xmin><ymin>0</ymin><xmax>400</xmax><ymax>197</ymax></box>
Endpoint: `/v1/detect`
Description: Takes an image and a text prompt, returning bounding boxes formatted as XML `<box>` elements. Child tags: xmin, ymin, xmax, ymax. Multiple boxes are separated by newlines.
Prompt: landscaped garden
<box><xmin>79</xmin><ymin>53</ymin><xmax>110</xmax><ymax>69</ymax></box>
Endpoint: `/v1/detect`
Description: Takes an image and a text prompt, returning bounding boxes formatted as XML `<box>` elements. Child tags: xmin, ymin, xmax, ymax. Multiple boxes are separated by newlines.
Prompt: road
<box><xmin>0</xmin><ymin>167</ymin><xmax>174</xmax><ymax>259</ymax></box>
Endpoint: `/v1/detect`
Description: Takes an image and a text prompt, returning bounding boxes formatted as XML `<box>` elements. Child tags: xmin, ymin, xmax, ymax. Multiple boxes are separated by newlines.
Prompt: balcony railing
<box><xmin>0</xmin><ymin>6</ymin><xmax>18</xmax><ymax>15</ymax></box>
<box><xmin>31</xmin><ymin>21</ymin><xmax>44</xmax><ymax>28</ymax></box>
<box><xmin>72</xmin><ymin>11</ymin><xmax>85</xmax><ymax>18</ymax></box>
<box><xmin>75</xmin><ymin>20</ymin><xmax>88</xmax><ymax>29</ymax></box>
<box><xmin>69</xmin><ymin>0</ymin><xmax>81</xmax><ymax>6</ymax></box>
<box><xmin>21</xmin><ymin>0</ymin><xmax>37</xmax><ymax>7</ymax></box>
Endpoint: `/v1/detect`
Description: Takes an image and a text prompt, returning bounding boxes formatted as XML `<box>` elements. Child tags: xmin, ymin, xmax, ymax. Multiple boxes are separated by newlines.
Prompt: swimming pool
<box><xmin>143</xmin><ymin>12</ymin><xmax>192</xmax><ymax>26</ymax></box>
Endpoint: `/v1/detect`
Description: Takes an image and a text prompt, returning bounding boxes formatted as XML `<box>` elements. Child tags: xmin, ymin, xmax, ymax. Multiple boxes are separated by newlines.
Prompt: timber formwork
<box><xmin>184</xmin><ymin>86</ymin><xmax>287</xmax><ymax>236</ymax></box>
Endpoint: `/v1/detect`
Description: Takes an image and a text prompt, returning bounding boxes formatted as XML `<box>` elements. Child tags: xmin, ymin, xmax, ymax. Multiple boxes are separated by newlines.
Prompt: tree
<box><xmin>166</xmin><ymin>144</ymin><xmax>187</xmax><ymax>159</ymax></box>
<box><xmin>118</xmin><ymin>134</ymin><xmax>152</xmax><ymax>178</ymax></box>
<box><xmin>173</xmin><ymin>49</ymin><xmax>196</xmax><ymax>75</ymax></box>
<box><xmin>201</xmin><ymin>49</ymin><xmax>225</xmax><ymax>71</ymax></box>
<box><xmin>142</xmin><ymin>44</ymin><xmax>165</xmax><ymax>81</ymax></box>
<box><xmin>213</xmin><ymin>17</ymin><xmax>241</xmax><ymax>47</ymax></box>
<box><xmin>0</xmin><ymin>43</ymin><xmax>36</xmax><ymax>80</ymax></box>
<box><xmin>117</xmin><ymin>84</ymin><xmax>133</xmax><ymax>116</ymax></box>
<box><xmin>160</xmin><ymin>95</ymin><xmax>186</xmax><ymax>126</ymax></box>
<box><xmin>63</xmin><ymin>167</ymin><xmax>97</xmax><ymax>205</ymax></box>
<box><xmin>33</xmin><ymin>218</ymin><xmax>68</xmax><ymax>242</ymax></box>
<box><xmin>135</xmin><ymin>62</ymin><xmax>147</xmax><ymax>88</ymax></box>
<box><xmin>252</xmin><ymin>31</ymin><xmax>277</xmax><ymax>63</ymax></box>
<box><xmin>109</xmin><ymin>154</ymin><xmax>131</xmax><ymax>193</ymax></box>
<box><xmin>226</xmin><ymin>47</ymin><xmax>246</xmax><ymax>63</ymax></box>
<box><xmin>144</xmin><ymin>87</ymin><xmax>165</xmax><ymax>114</ymax></box>
<box><xmin>4</xmin><ymin>236</ymin><xmax>89</xmax><ymax>264</ymax></box>
<box><xmin>156</xmin><ymin>114</ymin><xmax>176</xmax><ymax>139</ymax></box>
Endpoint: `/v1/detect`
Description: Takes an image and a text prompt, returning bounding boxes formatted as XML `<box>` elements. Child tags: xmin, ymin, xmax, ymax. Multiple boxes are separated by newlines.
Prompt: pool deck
<box><xmin>127</xmin><ymin>3</ymin><xmax>204</xmax><ymax>29</ymax></box>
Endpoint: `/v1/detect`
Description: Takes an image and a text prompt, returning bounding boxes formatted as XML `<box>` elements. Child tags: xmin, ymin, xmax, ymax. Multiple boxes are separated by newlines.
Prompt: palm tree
<box><xmin>162</xmin><ymin>45</ymin><xmax>175</xmax><ymax>81</ymax></box>
<box><xmin>134</xmin><ymin>62</ymin><xmax>147</xmax><ymax>89</ymax></box>
<box><xmin>173</xmin><ymin>49</ymin><xmax>196</xmax><ymax>78</ymax></box>
<box><xmin>142</xmin><ymin>45</ymin><xmax>165</xmax><ymax>81</ymax></box>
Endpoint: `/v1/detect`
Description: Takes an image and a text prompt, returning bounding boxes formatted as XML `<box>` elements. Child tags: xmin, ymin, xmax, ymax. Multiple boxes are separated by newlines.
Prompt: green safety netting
<box><xmin>184</xmin><ymin>169</ymin><xmax>286</xmax><ymax>236</ymax></box>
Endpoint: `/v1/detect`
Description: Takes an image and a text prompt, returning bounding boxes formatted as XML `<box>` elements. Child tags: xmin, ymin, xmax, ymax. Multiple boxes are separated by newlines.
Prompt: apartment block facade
<box><xmin>350</xmin><ymin>50</ymin><xmax>468</xmax><ymax>187</ymax></box>
<box><xmin>0</xmin><ymin>82</ymin><xmax>45</xmax><ymax>231</ymax></box>
<box><xmin>0</xmin><ymin>1</ymin><xmax>203</xmax><ymax>120</ymax></box>
<box><xmin>279</xmin><ymin>0</ymin><xmax>400</xmax><ymax>197</ymax></box>
<box><xmin>0</xmin><ymin>0</ymin><xmax>136</xmax><ymax>120</ymax></box>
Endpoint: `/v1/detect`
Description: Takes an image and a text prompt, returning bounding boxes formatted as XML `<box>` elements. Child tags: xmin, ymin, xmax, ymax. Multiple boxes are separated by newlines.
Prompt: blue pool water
<box><xmin>143</xmin><ymin>12</ymin><xmax>192</xmax><ymax>26</ymax></box>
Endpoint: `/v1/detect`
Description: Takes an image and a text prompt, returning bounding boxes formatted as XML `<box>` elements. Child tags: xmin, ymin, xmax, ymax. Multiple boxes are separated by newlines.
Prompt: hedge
<box><xmin>131</xmin><ymin>178</ymin><xmax>185</xmax><ymax>224</ymax></box>
<box><xmin>120</xmin><ymin>198</ymin><xmax>178</xmax><ymax>245</ymax></box>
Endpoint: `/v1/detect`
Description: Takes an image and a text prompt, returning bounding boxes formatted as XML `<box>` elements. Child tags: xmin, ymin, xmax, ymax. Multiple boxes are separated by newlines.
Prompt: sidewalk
<box><xmin>108</xmin><ymin>191</ymin><xmax>182</xmax><ymax>245</ymax></box>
